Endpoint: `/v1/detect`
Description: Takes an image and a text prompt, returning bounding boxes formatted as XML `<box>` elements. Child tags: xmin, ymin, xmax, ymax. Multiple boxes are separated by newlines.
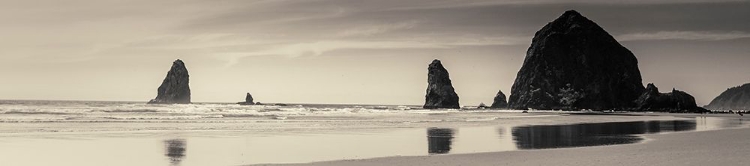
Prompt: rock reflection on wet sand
<box><xmin>512</xmin><ymin>120</ymin><xmax>697</xmax><ymax>149</ymax></box>
<box><xmin>427</xmin><ymin>128</ymin><xmax>454</xmax><ymax>154</ymax></box>
<box><xmin>164</xmin><ymin>139</ymin><xmax>186</xmax><ymax>165</ymax></box>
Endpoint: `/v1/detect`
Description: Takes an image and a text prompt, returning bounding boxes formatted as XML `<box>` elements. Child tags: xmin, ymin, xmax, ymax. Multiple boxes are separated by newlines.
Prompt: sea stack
<box><xmin>634</xmin><ymin>83</ymin><xmax>703</xmax><ymax>112</ymax></box>
<box><xmin>424</xmin><ymin>59</ymin><xmax>460</xmax><ymax>109</ymax></box>
<box><xmin>148</xmin><ymin>59</ymin><xmax>191</xmax><ymax>104</ymax></box>
<box><xmin>490</xmin><ymin>90</ymin><xmax>508</xmax><ymax>109</ymax></box>
<box><xmin>706</xmin><ymin>83</ymin><xmax>750</xmax><ymax>110</ymax></box>
<box><xmin>238</xmin><ymin>93</ymin><xmax>255</xmax><ymax>105</ymax></box>
<box><xmin>507</xmin><ymin>10</ymin><xmax>644</xmax><ymax>110</ymax></box>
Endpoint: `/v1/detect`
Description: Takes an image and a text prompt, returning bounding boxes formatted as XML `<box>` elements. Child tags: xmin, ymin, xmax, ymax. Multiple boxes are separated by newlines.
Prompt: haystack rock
<box><xmin>490</xmin><ymin>90</ymin><xmax>508</xmax><ymax>108</ymax></box>
<box><xmin>238</xmin><ymin>93</ymin><xmax>255</xmax><ymax>105</ymax></box>
<box><xmin>148</xmin><ymin>59</ymin><xmax>191</xmax><ymax>104</ymax></box>
<box><xmin>424</xmin><ymin>59</ymin><xmax>460</xmax><ymax>109</ymax></box>
<box><xmin>706</xmin><ymin>83</ymin><xmax>750</xmax><ymax>110</ymax></box>
<box><xmin>634</xmin><ymin>83</ymin><xmax>704</xmax><ymax>112</ymax></box>
<box><xmin>508</xmin><ymin>10</ymin><xmax>644</xmax><ymax>110</ymax></box>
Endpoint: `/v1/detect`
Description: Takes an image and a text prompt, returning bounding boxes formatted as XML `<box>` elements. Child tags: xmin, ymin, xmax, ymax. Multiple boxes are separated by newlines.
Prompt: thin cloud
<box><xmin>214</xmin><ymin>36</ymin><xmax>530</xmax><ymax>67</ymax></box>
<box><xmin>338</xmin><ymin>21</ymin><xmax>420</xmax><ymax>37</ymax></box>
<box><xmin>617</xmin><ymin>31</ymin><xmax>750</xmax><ymax>41</ymax></box>
<box><xmin>236</xmin><ymin>37</ymin><xmax>527</xmax><ymax>58</ymax></box>
<box><xmin>215</xmin><ymin>40</ymin><xmax>448</xmax><ymax>67</ymax></box>
<box><xmin>123</xmin><ymin>34</ymin><xmax>284</xmax><ymax>50</ymax></box>
<box><xmin>443</xmin><ymin>36</ymin><xmax>531</xmax><ymax>46</ymax></box>
<box><xmin>384</xmin><ymin>0</ymin><xmax>746</xmax><ymax>11</ymax></box>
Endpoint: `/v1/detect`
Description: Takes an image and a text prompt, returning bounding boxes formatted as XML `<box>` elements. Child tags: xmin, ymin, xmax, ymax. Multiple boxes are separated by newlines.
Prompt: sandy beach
<box><xmin>267</xmin><ymin>114</ymin><xmax>750</xmax><ymax>166</ymax></box>
<box><xmin>1</xmin><ymin>104</ymin><xmax>747</xmax><ymax>166</ymax></box>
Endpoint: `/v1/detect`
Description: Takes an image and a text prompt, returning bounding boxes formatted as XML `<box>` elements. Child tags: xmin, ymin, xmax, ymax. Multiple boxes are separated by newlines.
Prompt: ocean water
<box><xmin>0</xmin><ymin>100</ymin><xmax>421</xmax><ymax>122</ymax></box>
<box><xmin>0</xmin><ymin>100</ymin><xmax>532</xmax><ymax>134</ymax></box>
<box><xmin>0</xmin><ymin>100</ymin><xmax>746</xmax><ymax>166</ymax></box>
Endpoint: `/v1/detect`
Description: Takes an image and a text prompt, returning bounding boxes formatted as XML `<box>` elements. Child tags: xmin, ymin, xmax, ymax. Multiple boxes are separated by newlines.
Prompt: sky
<box><xmin>0</xmin><ymin>0</ymin><xmax>749</xmax><ymax>106</ymax></box>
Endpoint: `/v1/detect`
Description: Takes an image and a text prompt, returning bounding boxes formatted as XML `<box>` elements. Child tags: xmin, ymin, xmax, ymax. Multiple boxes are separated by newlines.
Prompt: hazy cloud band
<box><xmin>617</xmin><ymin>31</ymin><xmax>750</xmax><ymax>41</ymax></box>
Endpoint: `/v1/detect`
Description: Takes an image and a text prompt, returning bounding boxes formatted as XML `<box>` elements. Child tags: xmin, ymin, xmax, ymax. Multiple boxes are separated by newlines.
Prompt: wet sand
<box><xmin>0</xmin><ymin>112</ymin><xmax>745</xmax><ymax>166</ymax></box>
<box><xmin>266</xmin><ymin>115</ymin><xmax>750</xmax><ymax>166</ymax></box>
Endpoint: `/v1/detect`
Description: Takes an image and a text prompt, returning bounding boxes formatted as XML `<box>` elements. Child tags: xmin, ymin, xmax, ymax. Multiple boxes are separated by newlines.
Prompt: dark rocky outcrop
<box><xmin>706</xmin><ymin>83</ymin><xmax>750</xmax><ymax>110</ymax></box>
<box><xmin>634</xmin><ymin>83</ymin><xmax>705</xmax><ymax>112</ymax></box>
<box><xmin>148</xmin><ymin>59</ymin><xmax>191</xmax><ymax>104</ymax></box>
<box><xmin>490</xmin><ymin>90</ymin><xmax>508</xmax><ymax>108</ymax></box>
<box><xmin>507</xmin><ymin>10</ymin><xmax>644</xmax><ymax>110</ymax></box>
<box><xmin>237</xmin><ymin>93</ymin><xmax>255</xmax><ymax>105</ymax></box>
<box><xmin>424</xmin><ymin>59</ymin><xmax>460</xmax><ymax>109</ymax></box>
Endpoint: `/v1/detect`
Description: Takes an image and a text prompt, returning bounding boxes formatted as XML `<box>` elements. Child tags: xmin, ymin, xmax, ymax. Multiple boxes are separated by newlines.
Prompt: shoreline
<box><xmin>1</xmin><ymin>112</ymin><xmax>743</xmax><ymax>166</ymax></box>
<box><xmin>263</xmin><ymin>114</ymin><xmax>750</xmax><ymax>166</ymax></box>
<box><xmin>0</xmin><ymin>112</ymin><xmax>689</xmax><ymax>135</ymax></box>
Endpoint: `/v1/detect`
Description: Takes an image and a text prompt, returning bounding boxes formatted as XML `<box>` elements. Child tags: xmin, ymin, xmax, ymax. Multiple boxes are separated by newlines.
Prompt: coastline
<box><xmin>1</xmin><ymin>111</ymin><xmax>744</xmax><ymax>166</ymax></box>
<box><xmin>263</xmin><ymin>114</ymin><xmax>750</xmax><ymax>166</ymax></box>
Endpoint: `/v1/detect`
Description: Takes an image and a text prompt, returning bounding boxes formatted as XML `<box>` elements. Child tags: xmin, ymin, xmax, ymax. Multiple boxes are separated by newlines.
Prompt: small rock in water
<box><xmin>238</xmin><ymin>93</ymin><xmax>255</xmax><ymax>105</ymax></box>
<box><xmin>478</xmin><ymin>103</ymin><xmax>488</xmax><ymax>109</ymax></box>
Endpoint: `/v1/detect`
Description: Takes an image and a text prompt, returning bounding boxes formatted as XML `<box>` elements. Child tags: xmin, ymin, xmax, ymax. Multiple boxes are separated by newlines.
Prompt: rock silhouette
<box><xmin>508</xmin><ymin>10</ymin><xmax>644</xmax><ymax>110</ymax></box>
<box><xmin>238</xmin><ymin>93</ymin><xmax>255</xmax><ymax>105</ymax></box>
<box><xmin>424</xmin><ymin>59</ymin><xmax>460</xmax><ymax>109</ymax></box>
<box><xmin>706</xmin><ymin>83</ymin><xmax>750</xmax><ymax>110</ymax></box>
<box><xmin>634</xmin><ymin>83</ymin><xmax>703</xmax><ymax>112</ymax></box>
<box><xmin>149</xmin><ymin>59</ymin><xmax>191</xmax><ymax>104</ymax></box>
<box><xmin>491</xmin><ymin>90</ymin><xmax>508</xmax><ymax>109</ymax></box>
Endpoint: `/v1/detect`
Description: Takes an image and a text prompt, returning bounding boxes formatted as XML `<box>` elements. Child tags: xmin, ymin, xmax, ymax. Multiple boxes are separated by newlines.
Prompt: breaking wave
<box><xmin>0</xmin><ymin>100</ymin><xmax>551</xmax><ymax>124</ymax></box>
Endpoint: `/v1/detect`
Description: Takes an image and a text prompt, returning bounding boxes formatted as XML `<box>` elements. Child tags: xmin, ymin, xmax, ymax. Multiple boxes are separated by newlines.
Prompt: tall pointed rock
<box><xmin>508</xmin><ymin>10</ymin><xmax>644</xmax><ymax>110</ymax></box>
<box><xmin>424</xmin><ymin>59</ymin><xmax>460</xmax><ymax>109</ymax></box>
<box><xmin>149</xmin><ymin>59</ymin><xmax>191</xmax><ymax>104</ymax></box>
<box><xmin>490</xmin><ymin>90</ymin><xmax>508</xmax><ymax>108</ymax></box>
